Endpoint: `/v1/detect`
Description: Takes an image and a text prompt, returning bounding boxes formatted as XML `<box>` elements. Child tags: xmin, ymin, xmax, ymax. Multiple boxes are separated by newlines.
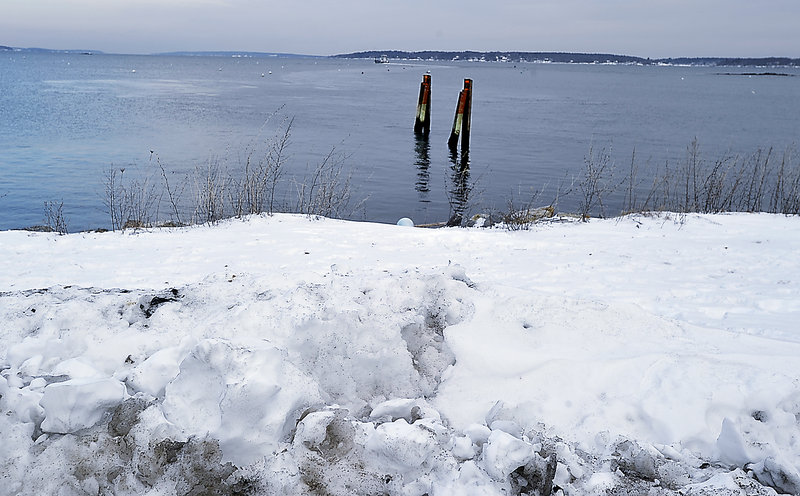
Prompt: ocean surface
<box><xmin>1</xmin><ymin>52</ymin><xmax>799</xmax><ymax>230</ymax></box>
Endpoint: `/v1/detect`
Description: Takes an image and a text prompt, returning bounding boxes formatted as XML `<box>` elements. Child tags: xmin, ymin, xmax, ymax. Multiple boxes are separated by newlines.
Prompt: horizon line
<box><xmin>2</xmin><ymin>45</ymin><xmax>798</xmax><ymax>61</ymax></box>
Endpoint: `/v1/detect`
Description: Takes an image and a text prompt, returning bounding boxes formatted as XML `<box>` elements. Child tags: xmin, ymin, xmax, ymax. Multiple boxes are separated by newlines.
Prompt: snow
<box><xmin>1</xmin><ymin>212</ymin><xmax>799</xmax><ymax>495</ymax></box>
<box><xmin>40</xmin><ymin>377</ymin><xmax>127</xmax><ymax>434</ymax></box>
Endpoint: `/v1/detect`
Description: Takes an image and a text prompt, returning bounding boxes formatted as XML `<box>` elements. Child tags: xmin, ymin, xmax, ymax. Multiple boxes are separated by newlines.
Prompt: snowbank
<box><xmin>1</xmin><ymin>213</ymin><xmax>799</xmax><ymax>495</ymax></box>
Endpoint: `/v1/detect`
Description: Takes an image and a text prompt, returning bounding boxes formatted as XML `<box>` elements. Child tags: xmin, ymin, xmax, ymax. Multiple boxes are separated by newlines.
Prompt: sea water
<box><xmin>1</xmin><ymin>52</ymin><xmax>799</xmax><ymax>230</ymax></box>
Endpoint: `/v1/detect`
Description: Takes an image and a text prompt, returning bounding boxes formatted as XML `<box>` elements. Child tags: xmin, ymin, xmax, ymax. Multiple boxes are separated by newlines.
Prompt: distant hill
<box><xmin>0</xmin><ymin>46</ymin><xmax>313</xmax><ymax>58</ymax></box>
<box><xmin>336</xmin><ymin>50</ymin><xmax>644</xmax><ymax>64</ymax></box>
<box><xmin>4</xmin><ymin>45</ymin><xmax>798</xmax><ymax>66</ymax></box>
<box><xmin>656</xmin><ymin>56</ymin><xmax>800</xmax><ymax>67</ymax></box>
<box><xmin>334</xmin><ymin>50</ymin><xmax>800</xmax><ymax>67</ymax></box>
<box><xmin>155</xmin><ymin>51</ymin><xmax>322</xmax><ymax>58</ymax></box>
<box><xmin>1</xmin><ymin>46</ymin><xmax>102</xmax><ymax>54</ymax></box>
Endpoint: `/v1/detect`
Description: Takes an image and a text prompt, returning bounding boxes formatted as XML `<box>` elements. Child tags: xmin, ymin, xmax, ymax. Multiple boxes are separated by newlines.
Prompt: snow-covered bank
<box><xmin>1</xmin><ymin>213</ymin><xmax>798</xmax><ymax>495</ymax></box>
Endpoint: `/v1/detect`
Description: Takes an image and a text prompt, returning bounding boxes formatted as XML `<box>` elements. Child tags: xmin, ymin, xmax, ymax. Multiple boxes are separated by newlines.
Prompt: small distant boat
<box><xmin>374</xmin><ymin>54</ymin><xmax>389</xmax><ymax>64</ymax></box>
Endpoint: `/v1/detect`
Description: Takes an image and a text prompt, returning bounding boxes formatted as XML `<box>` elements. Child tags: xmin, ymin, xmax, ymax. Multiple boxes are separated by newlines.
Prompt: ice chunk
<box><xmin>40</xmin><ymin>377</ymin><xmax>126</xmax><ymax>433</ymax></box>
<box><xmin>452</xmin><ymin>435</ymin><xmax>477</xmax><ymax>460</ymax></box>
<box><xmin>126</xmin><ymin>346</ymin><xmax>184</xmax><ymax>397</ymax></box>
<box><xmin>464</xmin><ymin>423</ymin><xmax>492</xmax><ymax>446</ymax></box>
<box><xmin>51</xmin><ymin>357</ymin><xmax>104</xmax><ymax>379</ymax></box>
<box><xmin>0</xmin><ymin>374</ymin><xmax>44</xmax><ymax>424</ymax></box>
<box><xmin>484</xmin><ymin>401</ymin><xmax>523</xmax><ymax>438</ymax></box>
<box><xmin>750</xmin><ymin>455</ymin><xmax>800</xmax><ymax>495</ymax></box>
<box><xmin>162</xmin><ymin>339</ymin><xmax>322</xmax><ymax>466</ymax></box>
<box><xmin>162</xmin><ymin>343</ymin><xmax>227</xmax><ymax>434</ymax></box>
<box><xmin>459</xmin><ymin>461</ymin><xmax>497</xmax><ymax>488</ymax></box>
<box><xmin>437</xmin><ymin>460</ymin><xmax>498</xmax><ymax>495</ymax></box>
<box><xmin>716</xmin><ymin>417</ymin><xmax>755</xmax><ymax>467</ymax></box>
<box><xmin>369</xmin><ymin>397</ymin><xmax>440</xmax><ymax>423</ymax></box>
<box><xmin>365</xmin><ymin>418</ymin><xmax>437</xmax><ymax>471</ymax></box>
<box><xmin>482</xmin><ymin>430</ymin><xmax>534</xmax><ymax>480</ymax></box>
<box><xmin>586</xmin><ymin>471</ymin><xmax>616</xmax><ymax>491</ymax></box>
<box><xmin>293</xmin><ymin>409</ymin><xmax>338</xmax><ymax>448</ymax></box>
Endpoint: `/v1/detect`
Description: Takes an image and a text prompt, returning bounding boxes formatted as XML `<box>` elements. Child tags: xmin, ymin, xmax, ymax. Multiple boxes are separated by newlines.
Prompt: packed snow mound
<box><xmin>0</xmin><ymin>266</ymin><xmax>475</xmax><ymax>493</ymax></box>
<box><xmin>1</xmin><ymin>213</ymin><xmax>799</xmax><ymax>495</ymax></box>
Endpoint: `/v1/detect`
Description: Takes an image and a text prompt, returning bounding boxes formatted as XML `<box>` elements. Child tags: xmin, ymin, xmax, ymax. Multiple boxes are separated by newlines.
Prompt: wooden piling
<box><xmin>448</xmin><ymin>90</ymin><xmax>466</xmax><ymax>150</ymax></box>
<box><xmin>414</xmin><ymin>74</ymin><xmax>432</xmax><ymax>135</ymax></box>
<box><xmin>460</xmin><ymin>79</ymin><xmax>472</xmax><ymax>152</ymax></box>
<box><xmin>448</xmin><ymin>78</ymin><xmax>472</xmax><ymax>152</ymax></box>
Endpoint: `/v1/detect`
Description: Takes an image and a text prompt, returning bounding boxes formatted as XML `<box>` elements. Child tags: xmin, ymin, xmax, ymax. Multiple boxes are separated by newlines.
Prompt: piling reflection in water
<box><xmin>414</xmin><ymin>135</ymin><xmax>431</xmax><ymax>200</ymax></box>
<box><xmin>447</xmin><ymin>150</ymin><xmax>471</xmax><ymax>226</ymax></box>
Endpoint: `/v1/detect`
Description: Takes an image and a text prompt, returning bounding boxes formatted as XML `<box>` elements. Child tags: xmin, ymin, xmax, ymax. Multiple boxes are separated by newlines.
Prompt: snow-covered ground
<box><xmin>1</xmin><ymin>213</ymin><xmax>798</xmax><ymax>495</ymax></box>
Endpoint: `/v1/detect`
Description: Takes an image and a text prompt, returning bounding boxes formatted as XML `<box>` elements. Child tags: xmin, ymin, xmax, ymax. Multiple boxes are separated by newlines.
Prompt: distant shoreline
<box><xmin>3</xmin><ymin>45</ymin><xmax>799</xmax><ymax>67</ymax></box>
<box><xmin>334</xmin><ymin>50</ymin><xmax>800</xmax><ymax>68</ymax></box>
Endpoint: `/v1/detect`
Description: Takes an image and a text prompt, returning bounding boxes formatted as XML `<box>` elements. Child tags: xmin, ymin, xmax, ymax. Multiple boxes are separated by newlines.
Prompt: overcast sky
<box><xmin>3</xmin><ymin>0</ymin><xmax>799</xmax><ymax>58</ymax></box>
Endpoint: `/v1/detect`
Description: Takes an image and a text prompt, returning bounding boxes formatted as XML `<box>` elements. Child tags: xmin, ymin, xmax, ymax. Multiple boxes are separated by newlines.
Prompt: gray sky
<box><xmin>3</xmin><ymin>0</ymin><xmax>799</xmax><ymax>58</ymax></box>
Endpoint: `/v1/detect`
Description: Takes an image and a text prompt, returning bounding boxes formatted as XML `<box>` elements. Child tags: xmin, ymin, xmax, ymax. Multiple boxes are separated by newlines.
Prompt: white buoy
<box><xmin>396</xmin><ymin>217</ymin><xmax>414</xmax><ymax>227</ymax></box>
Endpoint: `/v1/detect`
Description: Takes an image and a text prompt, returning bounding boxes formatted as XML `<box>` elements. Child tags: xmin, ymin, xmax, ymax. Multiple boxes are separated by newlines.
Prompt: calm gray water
<box><xmin>1</xmin><ymin>52</ymin><xmax>799</xmax><ymax>230</ymax></box>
